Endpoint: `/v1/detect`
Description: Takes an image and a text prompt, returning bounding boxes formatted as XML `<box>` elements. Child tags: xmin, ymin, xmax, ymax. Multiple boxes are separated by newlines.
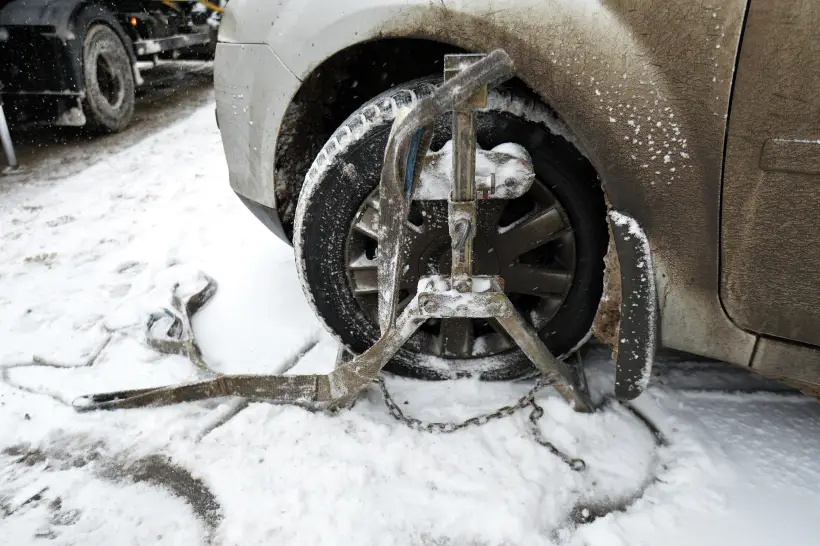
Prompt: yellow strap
<box><xmin>195</xmin><ymin>0</ymin><xmax>225</xmax><ymax>13</ymax></box>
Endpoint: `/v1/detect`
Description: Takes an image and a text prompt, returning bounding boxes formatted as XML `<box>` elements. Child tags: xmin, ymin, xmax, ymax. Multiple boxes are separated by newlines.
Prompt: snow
<box><xmin>485</xmin><ymin>91</ymin><xmax>577</xmax><ymax>147</ymax></box>
<box><xmin>773</xmin><ymin>138</ymin><xmax>820</xmax><ymax>145</ymax></box>
<box><xmin>415</xmin><ymin>140</ymin><xmax>535</xmax><ymax>201</ymax></box>
<box><xmin>2</xmin><ymin>103</ymin><xmax>820</xmax><ymax>545</ymax></box>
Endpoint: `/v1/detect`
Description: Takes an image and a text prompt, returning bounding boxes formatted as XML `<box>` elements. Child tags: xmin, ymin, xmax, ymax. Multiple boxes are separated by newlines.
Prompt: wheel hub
<box><xmin>95</xmin><ymin>53</ymin><xmax>124</xmax><ymax>108</ymax></box>
<box><xmin>346</xmin><ymin>175</ymin><xmax>577</xmax><ymax>360</ymax></box>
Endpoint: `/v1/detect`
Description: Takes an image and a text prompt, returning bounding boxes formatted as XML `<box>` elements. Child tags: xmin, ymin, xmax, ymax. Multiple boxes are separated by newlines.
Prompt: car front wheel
<box><xmin>294</xmin><ymin>78</ymin><xmax>608</xmax><ymax>380</ymax></box>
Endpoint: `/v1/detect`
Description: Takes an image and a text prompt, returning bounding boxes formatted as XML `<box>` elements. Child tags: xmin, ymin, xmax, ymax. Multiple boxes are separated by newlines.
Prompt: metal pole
<box><xmin>444</xmin><ymin>54</ymin><xmax>487</xmax><ymax>292</ymax></box>
<box><xmin>0</xmin><ymin>102</ymin><xmax>18</xmax><ymax>170</ymax></box>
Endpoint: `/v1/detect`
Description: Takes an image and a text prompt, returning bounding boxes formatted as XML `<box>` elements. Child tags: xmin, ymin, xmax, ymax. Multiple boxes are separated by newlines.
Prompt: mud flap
<box><xmin>608</xmin><ymin>210</ymin><xmax>658</xmax><ymax>400</ymax></box>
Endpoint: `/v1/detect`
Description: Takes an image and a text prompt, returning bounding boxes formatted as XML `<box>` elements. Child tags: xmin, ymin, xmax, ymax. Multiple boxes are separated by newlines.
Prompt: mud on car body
<box><xmin>214</xmin><ymin>0</ymin><xmax>820</xmax><ymax>391</ymax></box>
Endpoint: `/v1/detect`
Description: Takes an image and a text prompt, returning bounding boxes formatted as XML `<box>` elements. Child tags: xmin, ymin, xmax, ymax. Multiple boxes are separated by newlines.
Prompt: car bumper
<box><xmin>214</xmin><ymin>42</ymin><xmax>300</xmax><ymax>240</ymax></box>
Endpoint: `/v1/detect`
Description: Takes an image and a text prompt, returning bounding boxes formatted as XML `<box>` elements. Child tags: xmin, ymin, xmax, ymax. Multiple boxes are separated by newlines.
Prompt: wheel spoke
<box><xmin>531</xmin><ymin>297</ymin><xmax>563</xmax><ymax>329</ymax></box>
<box><xmin>352</xmin><ymin>202</ymin><xmax>380</xmax><ymax>240</ymax></box>
<box><xmin>484</xmin><ymin>318</ymin><xmax>514</xmax><ymax>352</ymax></box>
<box><xmin>504</xmin><ymin>264</ymin><xmax>571</xmax><ymax>298</ymax></box>
<box><xmin>350</xmin><ymin>264</ymin><xmax>378</xmax><ymax>296</ymax></box>
<box><xmin>478</xmin><ymin>333</ymin><xmax>514</xmax><ymax>354</ymax></box>
<box><xmin>396</xmin><ymin>292</ymin><xmax>414</xmax><ymax>313</ymax></box>
<box><xmin>476</xmin><ymin>200</ymin><xmax>507</xmax><ymax>232</ymax></box>
<box><xmin>438</xmin><ymin>318</ymin><xmax>474</xmax><ymax>357</ymax></box>
<box><xmin>488</xmin><ymin>317</ymin><xmax>510</xmax><ymax>337</ymax></box>
<box><xmin>350</xmin><ymin>253</ymin><xmax>417</xmax><ymax>303</ymax></box>
<box><xmin>495</xmin><ymin>205</ymin><xmax>566</xmax><ymax>262</ymax></box>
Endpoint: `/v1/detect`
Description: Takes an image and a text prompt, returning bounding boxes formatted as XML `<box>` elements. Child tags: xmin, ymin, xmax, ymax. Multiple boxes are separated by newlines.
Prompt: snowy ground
<box><xmin>1</xmin><ymin>61</ymin><xmax>214</xmax><ymax>186</ymax></box>
<box><xmin>1</xmin><ymin>104</ymin><xmax>820</xmax><ymax>545</ymax></box>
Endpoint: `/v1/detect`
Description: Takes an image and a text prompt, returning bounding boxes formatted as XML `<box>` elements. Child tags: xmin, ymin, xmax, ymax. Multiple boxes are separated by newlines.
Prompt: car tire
<box><xmin>82</xmin><ymin>24</ymin><xmax>135</xmax><ymax>133</ymax></box>
<box><xmin>294</xmin><ymin>78</ymin><xmax>608</xmax><ymax>380</ymax></box>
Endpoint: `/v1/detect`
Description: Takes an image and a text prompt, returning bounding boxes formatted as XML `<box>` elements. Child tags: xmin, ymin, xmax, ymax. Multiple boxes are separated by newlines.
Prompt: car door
<box><xmin>721</xmin><ymin>0</ymin><xmax>820</xmax><ymax>346</ymax></box>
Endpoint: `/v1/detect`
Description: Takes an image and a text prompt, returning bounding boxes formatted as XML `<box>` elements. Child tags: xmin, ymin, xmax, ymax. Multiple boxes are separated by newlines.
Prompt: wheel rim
<box><xmin>95</xmin><ymin>53</ymin><xmax>124</xmax><ymax>108</ymax></box>
<box><xmin>345</xmin><ymin>176</ymin><xmax>577</xmax><ymax>359</ymax></box>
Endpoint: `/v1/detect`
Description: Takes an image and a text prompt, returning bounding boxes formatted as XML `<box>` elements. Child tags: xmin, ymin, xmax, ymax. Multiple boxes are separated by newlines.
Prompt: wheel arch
<box><xmin>272</xmin><ymin>37</ymin><xmax>574</xmax><ymax>240</ymax></box>
<box><xmin>270</xmin><ymin>4</ymin><xmax>666</xmax><ymax>242</ymax></box>
<box><xmin>261</xmin><ymin>0</ymin><xmax>756</xmax><ymax>365</ymax></box>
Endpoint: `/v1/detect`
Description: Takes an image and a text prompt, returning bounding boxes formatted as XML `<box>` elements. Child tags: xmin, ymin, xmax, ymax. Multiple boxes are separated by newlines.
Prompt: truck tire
<box><xmin>294</xmin><ymin>78</ymin><xmax>608</xmax><ymax>381</ymax></box>
<box><xmin>82</xmin><ymin>24</ymin><xmax>135</xmax><ymax>132</ymax></box>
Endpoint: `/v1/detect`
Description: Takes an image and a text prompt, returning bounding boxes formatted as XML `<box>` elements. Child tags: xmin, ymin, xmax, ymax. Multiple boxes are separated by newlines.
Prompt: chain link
<box><xmin>376</xmin><ymin>375</ymin><xmax>586</xmax><ymax>471</ymax></box>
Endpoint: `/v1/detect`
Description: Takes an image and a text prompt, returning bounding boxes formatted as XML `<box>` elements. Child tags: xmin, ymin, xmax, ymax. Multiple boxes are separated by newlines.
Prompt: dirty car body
<box><xmin>214</xmin><ymin>0</ymin><xmax>820</xmax><ymax>391</ymax></box>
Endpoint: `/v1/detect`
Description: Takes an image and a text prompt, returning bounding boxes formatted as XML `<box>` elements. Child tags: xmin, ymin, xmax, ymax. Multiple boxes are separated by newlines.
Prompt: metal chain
<box><xmin>528</xmin><ymin>399</ymin><xmax>586</xmax><ymax>471</ymax></box>
<box><xmin>376</xmin><ymin>375</ymin><xmax>586</xmax><ymax>471</ymax></box>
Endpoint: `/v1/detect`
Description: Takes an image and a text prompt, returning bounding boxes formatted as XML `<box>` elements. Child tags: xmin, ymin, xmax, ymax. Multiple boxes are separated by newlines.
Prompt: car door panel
<box><xmin>722</xmin><ymin>0</ymin><xmax>820</xmax><ymax>346</ymax></box>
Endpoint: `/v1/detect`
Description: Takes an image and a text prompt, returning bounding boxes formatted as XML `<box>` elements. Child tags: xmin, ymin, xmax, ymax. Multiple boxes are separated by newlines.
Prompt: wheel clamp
<box><xmin>73</xmin><ymin>50</ymin><xmax>657</xmax><ymax>415</ymax></box>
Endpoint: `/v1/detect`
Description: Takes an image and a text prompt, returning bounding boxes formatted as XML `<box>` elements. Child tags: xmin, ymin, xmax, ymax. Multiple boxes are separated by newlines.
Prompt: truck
<box><xmin>0</xmin><ymin>0</ymin><xmax>222</xmax><ymax>133</ymax></box>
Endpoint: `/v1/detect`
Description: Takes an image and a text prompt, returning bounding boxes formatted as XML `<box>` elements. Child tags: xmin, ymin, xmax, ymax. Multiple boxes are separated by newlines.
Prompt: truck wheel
<box><xmin>294</xmin><ymin>79</ymin><xmax>608</xmax><ymax>380</ymax></box>
<box><xmin>82</xmin><ymin>24</ymin><xmax>135</xmax><ymax>132</ymax></box>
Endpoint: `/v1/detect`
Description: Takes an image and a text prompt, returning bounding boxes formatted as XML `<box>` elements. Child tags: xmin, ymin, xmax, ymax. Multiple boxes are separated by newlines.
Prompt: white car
<box><xmin>214</xmin><ymin>0</ymin><xmax>820</xmax><ymax>394</ymax></box>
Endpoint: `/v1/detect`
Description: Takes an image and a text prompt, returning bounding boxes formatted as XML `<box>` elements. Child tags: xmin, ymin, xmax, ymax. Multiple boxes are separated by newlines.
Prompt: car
<box><xmin>214</xmin><ymin>0</ymin><xmax>820</xmax><ymax>392</ymax></box>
